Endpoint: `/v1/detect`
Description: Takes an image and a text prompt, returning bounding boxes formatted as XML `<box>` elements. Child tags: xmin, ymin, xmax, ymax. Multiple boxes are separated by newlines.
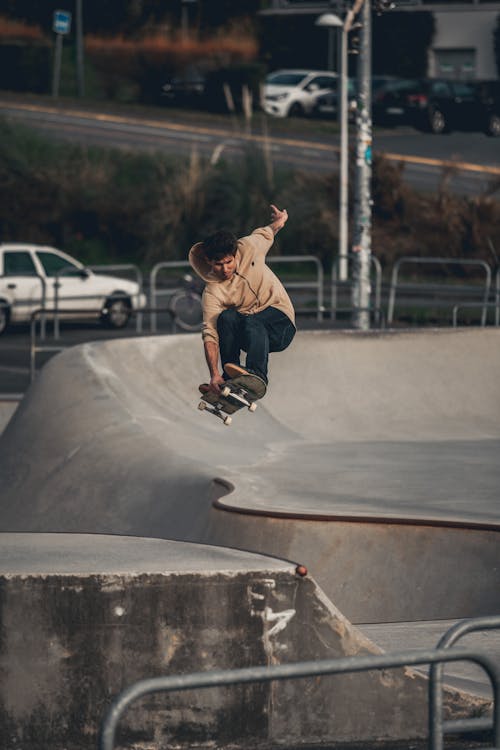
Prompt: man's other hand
<box><xmin>269</xmin><ymin>204</ymin><xmax>288</xmax><ymax>234</ymax></box>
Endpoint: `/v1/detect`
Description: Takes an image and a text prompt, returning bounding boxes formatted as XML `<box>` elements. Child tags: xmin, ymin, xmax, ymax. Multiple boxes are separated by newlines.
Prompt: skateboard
<box><xmin>198</xmin><ymin>373</ymin><xmax>267</xmax><ymax>426</ymax></box>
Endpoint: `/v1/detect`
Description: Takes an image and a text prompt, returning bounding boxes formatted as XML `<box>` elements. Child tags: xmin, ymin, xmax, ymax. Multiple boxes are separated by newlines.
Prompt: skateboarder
<box><xmin>189</xmin><ymin>205</ymin><xmax>296</xmax><ymax>392</ymax></box>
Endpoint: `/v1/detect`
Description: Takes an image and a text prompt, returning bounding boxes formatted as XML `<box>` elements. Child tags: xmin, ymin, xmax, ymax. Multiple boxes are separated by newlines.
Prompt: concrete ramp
<box><xmin>0</xmin><ymin>329</ymin><xmax>498</xmax><ymax>622</ymax></box>
<box><xmin>0</xmin><ymin>328</ymin><xmax>497</xmax><ymax>747</ymax></box>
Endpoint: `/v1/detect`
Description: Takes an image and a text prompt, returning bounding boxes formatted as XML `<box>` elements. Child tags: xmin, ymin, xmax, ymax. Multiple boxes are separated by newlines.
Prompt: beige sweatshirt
<box><xmin>189</xmin><ymin>226</ymin><xmax>296</xmax><ymax>345</ymax></box>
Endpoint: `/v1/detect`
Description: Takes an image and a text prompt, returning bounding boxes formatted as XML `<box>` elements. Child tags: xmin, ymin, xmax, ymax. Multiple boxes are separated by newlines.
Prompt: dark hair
<box><xmin>202</xmin><ymin>230</ymin><xmax>238</xmax><ymax>261</ymax></box>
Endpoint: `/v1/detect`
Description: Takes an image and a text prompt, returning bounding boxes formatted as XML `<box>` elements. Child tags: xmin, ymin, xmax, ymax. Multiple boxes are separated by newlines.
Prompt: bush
<box><xmin>0</xmin><ymin>41</ymin><xmax>50</xmax><ymax>93</ymax></box>
<box><xmin>0</xmin><ymin>117</ymin><xmax>499</xmax><ymax>276</ymax></box>
<box><xmin>85</xmin><ymin>30</ymin><xmax>259</xmax><ymax>105</ymax></box>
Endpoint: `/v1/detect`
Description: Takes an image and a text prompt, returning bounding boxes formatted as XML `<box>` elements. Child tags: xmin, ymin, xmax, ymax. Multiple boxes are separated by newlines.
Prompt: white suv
<box><xmin>0</xmin><ymin>244</ymin><xmax>146</xmax><ymax>334</ymax></box>
<box><xmin>263</xmin><ymin>69</ymin><xmax>338</xmax><ymax>118</ymax></box>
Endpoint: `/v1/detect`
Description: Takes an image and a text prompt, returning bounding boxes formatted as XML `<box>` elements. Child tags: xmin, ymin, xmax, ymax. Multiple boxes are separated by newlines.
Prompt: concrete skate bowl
<box><xmin>0</xmin><ymin>328</ymin><xmax>499</xmax><ymax>626</ymax></box>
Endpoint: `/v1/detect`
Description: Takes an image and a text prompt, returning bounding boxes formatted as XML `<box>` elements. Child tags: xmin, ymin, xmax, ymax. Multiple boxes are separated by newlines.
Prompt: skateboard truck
<box><xmin>198</xmin><ymin>375</ymin><xmax>265</xmax><ymax>426</ymax></box>
<box><xmin>221</xmin><ymin>385</ymin><xmax>258</xmax><ymax>412</ymax></box>
<box><xmin>198</xmin><ymin>399</ymin><xmax>233</xmax><ymax>426</ymax></box>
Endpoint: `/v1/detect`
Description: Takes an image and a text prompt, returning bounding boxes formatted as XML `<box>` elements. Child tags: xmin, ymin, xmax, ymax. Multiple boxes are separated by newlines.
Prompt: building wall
<box><xmin>429</xmin><ymin>7</ymin><xmax>499</xmax><ymax>78</ymax></box>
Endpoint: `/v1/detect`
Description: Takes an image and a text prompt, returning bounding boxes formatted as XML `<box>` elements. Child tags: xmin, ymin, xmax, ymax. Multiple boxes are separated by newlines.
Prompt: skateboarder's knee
<box><xmin>217</xmin><ymin>308</ymin><xmax>241</xmax><ymax>332</ymax></box>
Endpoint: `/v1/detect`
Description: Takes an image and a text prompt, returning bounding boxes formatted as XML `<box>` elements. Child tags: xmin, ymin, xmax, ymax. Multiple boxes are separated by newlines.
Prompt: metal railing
<box><xmin>387</xmin><ymin>257</ymin><xmax>492</xmax><ymax>326</ymax></box>
<box><xmin>331</xmin><ymin>253</ymin><xmax>383</xmax><ymax>326</ymax></box>
<box><xmin>149</xmin><ymin>261</ymin><xmax>192</xmax><ymax>333</ymax></box>
<box><xmin>452</xmin><ymin>301</ymin><xmax>500</xmax><ymax>327</ymax></box>
<box><xmin>149</xmin><ymin>256</ymin><xmax>325</xmax><ymax>332</ymax></box>
<box><xmin>430</xmin><ymin>616</ymin><xmax>500</xmax><ymax>750</ymax></box>
<box><xmin>99</xmin><ymin>643</ymin><xmax>499</xmax><ymax>750</ymax></box>
<box><xmin>29</xmin><ymin>306</ymin><xmax>176</xmax><ymax>382</ymax></box>
<box><xmin>52</xmin><ymin>264</ymin><xmax>145</xmax><ymax>339</ymax></box>
<box><xmin>496</xmin><ymin>268</ymin><xmax>500</xmax><ymax>327</ymax></box>
<box><xmin>267</xmin><ymin>255</ymin><xmax>324</xmax><ymax>321</ymax></box>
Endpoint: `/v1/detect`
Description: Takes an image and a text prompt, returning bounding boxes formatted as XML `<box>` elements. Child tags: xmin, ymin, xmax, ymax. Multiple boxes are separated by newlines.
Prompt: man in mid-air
<box><xmin>189</xmin><ymin>205</ymin><xmax>295</xmax><ymax>392</ymax></box>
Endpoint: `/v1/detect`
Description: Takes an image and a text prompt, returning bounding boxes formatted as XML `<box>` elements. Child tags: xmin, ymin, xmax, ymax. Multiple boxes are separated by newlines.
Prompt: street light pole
<box><xmin>338</xmin><ymin>22</ymin><xmax>349</xmax><ymax>282</ymax></box>
<box><xmin>316</xmin><ymin>13</ymin><xmax>348</xmax><ymax>282</ymax></box>
<box><xmin>351</xmin><ymin>0</ymin><xmax>372</xmax><ymax>330</ymax></box>
<box><xmin>75</xmin><ymin>0</ymin><xmax>85</xmax><ymax>97</ymax></box>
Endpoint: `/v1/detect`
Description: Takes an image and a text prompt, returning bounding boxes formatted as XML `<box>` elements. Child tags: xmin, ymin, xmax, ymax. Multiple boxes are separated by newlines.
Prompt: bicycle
<box><xmin>168</xmin><ymin>274</ymin><xmax>203</xmax><ymax>332</ymax></box>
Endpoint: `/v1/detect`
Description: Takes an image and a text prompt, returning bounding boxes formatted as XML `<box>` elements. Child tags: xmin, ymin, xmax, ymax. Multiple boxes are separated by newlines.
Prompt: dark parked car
<box><xmin>474</xmin><ymin>80</ymin><xmax>500</xmax><ymax>137</ymax></box>
<box><xmin>161</xmin><ymin>68</ymin><xmax>206</xmax><ymax>105</ymax></box>
<box><xmin>372</xmin><ymin>78</ymin><xmax>485</xmax><ymax>134</ymax></box>
<box><xmin>315</xmin><ymin>75</ymin><xmax>397</xmax><ymax>119</ymax></box>
<box><xmin>314</xmin><ymin>77</ymin><xmax>356</xmax><ymax>119</ymax></box>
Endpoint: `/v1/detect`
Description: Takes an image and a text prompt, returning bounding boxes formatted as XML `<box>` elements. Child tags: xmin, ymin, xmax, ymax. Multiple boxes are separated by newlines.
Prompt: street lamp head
<box><xmin>315</xmin><ymin>12</ymin><xmax>343</xmax><ymax>27</ymax></box>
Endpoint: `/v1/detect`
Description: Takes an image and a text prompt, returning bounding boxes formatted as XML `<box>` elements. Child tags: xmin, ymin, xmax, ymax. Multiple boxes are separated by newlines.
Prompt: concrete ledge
<box><xmin>0</xmin><ymin>534</ymin><xmax>488</xmax><ymax>750</ymax></box>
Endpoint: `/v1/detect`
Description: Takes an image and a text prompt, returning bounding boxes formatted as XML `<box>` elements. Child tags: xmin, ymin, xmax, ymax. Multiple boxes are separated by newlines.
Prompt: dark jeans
<box><xmin>217</xmin><ymin>307</ymin><xmax>296</xmax><ymax>383</ymax></box>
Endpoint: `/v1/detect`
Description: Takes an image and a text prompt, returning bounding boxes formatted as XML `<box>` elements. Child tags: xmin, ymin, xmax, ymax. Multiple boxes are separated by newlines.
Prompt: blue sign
<box><xmin>53</xmin><ymin>10</ymin><xmax>71</xmax><ymax>35</ymax></box>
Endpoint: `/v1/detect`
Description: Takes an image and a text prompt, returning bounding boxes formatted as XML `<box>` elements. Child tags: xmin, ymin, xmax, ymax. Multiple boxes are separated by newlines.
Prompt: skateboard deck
<box><xmin>198</xmin><ymin>373</ymin><xmax>267</xmax><ymax>426</ymax></box>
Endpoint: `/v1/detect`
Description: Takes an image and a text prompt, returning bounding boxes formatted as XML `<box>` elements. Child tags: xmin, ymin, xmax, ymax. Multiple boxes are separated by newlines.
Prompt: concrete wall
<box><xmin>429</xmin><ymin>8</ymin><xmax>499</xmax><ymax>79</ymax></box>
<box><xmin>3</xmin><ymin>533</ymin><xmax>485</xmax><ymax>749</ymax></box>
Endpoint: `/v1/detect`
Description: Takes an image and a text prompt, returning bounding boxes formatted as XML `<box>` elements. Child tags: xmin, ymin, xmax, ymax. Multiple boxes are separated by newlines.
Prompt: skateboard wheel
<box><xmin>221</xmin><ymin>386</ymin><xmax>231</xmax><ymax>398</ymax></box>
<box><xmin>223</xmin><ymin>415</ymin><xmax>232</xmax><ymax>426</ymax></box>
<box><xmin>198</xmin><ymin>401</ymin><xmax>207</xmax><ymax>411</ymax></box>
<box><xmin>248</xmin><ymin>402</ymin><xmax>257</xmax><ymax>412</ymax></box>
<box><xmin>295</xmin><ymin>565</ymin><xmax>308</xmax><ymax>577</ymax></box>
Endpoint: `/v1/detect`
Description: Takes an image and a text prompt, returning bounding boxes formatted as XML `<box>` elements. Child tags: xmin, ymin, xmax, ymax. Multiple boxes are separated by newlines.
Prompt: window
<box><xmin>266</xmin><ymin>72</ymin><xmax>308</xmax><ymax>86</ymax></box>
<box><xmin>308</xmin><ymin>76</ymin><xmax>337</xmax><ymax>90</ymax></box>
<box><xmin>3</xmin><ymin>251</ymin><xmax>37</xmax><ymax>276</ymax></box>
<box><xmin>36</xmin><ymin>251</ymin><xmax>81</xmax><ymax>277</ymax></box>
<box><xmin>430</xmin><ymin>81</ymin><xmax>452</xmax><ymax>97</ymax></box>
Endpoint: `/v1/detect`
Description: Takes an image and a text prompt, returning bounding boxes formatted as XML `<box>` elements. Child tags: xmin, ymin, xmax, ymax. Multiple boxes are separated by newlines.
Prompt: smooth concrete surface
<box><xmin>0</xmin><ymin>401</ymin><xmax>17</xmax><ymax>433</ymax></box>
<box><xmin>0</xmin><ymin>329</ymin><xmax>498</xmax><ymax>747</ymax></box>
<box><xmin>0</xmin><ymin>329</ymin><xmax>498</xmax><ymax>622</ymax></box>
<box><xmin>2</xmin><ymin>533</ymin><xmax>486</xmax><ymax>750</ymax></box>
<box><xmin>363</xmin><ymin>620</ymin><xmax>500</xmax><ymax>698</ymax></box>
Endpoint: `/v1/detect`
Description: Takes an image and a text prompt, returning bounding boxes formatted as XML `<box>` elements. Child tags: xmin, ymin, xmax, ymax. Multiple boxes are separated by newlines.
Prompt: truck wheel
<box><xmin>0</xmin><ymin>302</ymin><xmax>10</xmax><ymax>335</ymax></box>
<box><xmin>485</xmin><ymin>113</ymin><xmax>500</xmax><ymax>137</ymax></box>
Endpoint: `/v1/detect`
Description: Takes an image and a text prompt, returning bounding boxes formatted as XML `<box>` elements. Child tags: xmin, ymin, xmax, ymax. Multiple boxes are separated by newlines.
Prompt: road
<box><xmin>1</xmin><ymin>97</ymin><xmax>499</xmax><ymax>195</ymax></box>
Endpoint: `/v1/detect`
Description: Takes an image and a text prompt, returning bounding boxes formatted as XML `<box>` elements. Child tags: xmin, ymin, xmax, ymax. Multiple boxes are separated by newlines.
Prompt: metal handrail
<box><xmin>387</xmin><ymin>257</ymin><xmax>492</xmax><ymax>326</ymax></box>
<box><xmin>429</xmin><ymin>616</ymin><xmax>500</xmax><ymax>750</ymax></box>
<box><xmin>267</xmin><ymin>255</ymin><xmax>324</xmax><ymax>321</ymax></box>
<box><xmin>496</xmin><ymin>268</ymin><xmax>500</xmax><ymax>327</ymax></box>
<box><xmin>99</xmin><ymin>646</ymin><xmax>499</xmax><ymax>750</ymax></box>
<box><xmin>452</xmin><ymin>301</ymin><xmax>500</xmax><ymax>327</ymax></box>
<box><xmin>52</xmin><ymin>264</ymin><xmax>145</xmax><ymax>339</ymax></box>
<box><xmin>29</xmin><ymin>306</ymin><xmax>175</xmax><ymax>382</ymax></box>
<box><xmin>149</xmin><ymin>261</ymin><xmax>192</xmax><ymax>333</ymax></box>
<box><xmin>331</xmin><ymin>253</ymin><xmax>383</xmax><ymax>326</ymax></box>
<box><xmin>149</xmin><ymin>256</ymin><xmax>325</xmax><ymax>332</ymax></box>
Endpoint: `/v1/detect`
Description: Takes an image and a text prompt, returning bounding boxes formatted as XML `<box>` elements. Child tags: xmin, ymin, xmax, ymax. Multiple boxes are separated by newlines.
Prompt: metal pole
<box><xmin>75</xmin><ymin>0</ymin><xmax>85</xmax><ymax>97</ymax></box>
<box><xmin>351</xmin><ymin>0</ymin><xmax>372</xmax><ymax>330</ymax></box>
<box><xmin>327</xmin><ymin>27</ymin><xmax>334</xmax><ymax>70</ymax></box>
<box><xmin>338</xmin><ymin>23</ymin><xmax>349</xmax><ymax>282</ymax></box>
<box><xmin>52</xmin><ymin>33</ymin><xmax>63</xmax><ymax>98</ymax></box>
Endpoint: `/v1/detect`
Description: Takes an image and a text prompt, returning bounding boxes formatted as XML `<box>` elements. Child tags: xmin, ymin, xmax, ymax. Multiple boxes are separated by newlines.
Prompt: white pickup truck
<box><xmin>0</xmin><ymin>243</ymin><xmax>146</xmax><ymax>334</ymax></box>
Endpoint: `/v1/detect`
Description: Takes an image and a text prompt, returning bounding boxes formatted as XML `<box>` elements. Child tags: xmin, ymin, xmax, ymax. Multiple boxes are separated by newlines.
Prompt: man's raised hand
<box><xmin>269</xmin><ymin>204</ymin><xmax>288</xmax><ymax>234</ymax></box>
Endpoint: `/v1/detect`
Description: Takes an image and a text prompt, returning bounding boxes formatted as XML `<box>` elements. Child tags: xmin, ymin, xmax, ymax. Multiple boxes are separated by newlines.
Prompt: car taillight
<box><xmin>407</xmin><ymin>93</ymin><xmax>428</xmax><ymax>108</ymax></box>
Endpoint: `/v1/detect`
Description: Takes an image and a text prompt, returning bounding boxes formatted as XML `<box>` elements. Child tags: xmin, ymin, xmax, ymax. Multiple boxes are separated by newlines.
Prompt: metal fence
<box><xmin>100</xmin><ymin>617</ymin><xmax>500</xmax><ymax>750</ymax></box>
<box><xmin>29</xmin><ymin>306</ymin><xmax>170</xmax><ymax>382</ymax></box>
<box><xmin>430</xmin><ymin>616</ymin><xmax>500</xmax><ymax>750</ymax></box>
<box><xmin>387</xmin><ymin>257</ymin><xmax>493</xmax><ymax>326</ymax></box>
<box><xmin>149</xmin><ymin>256</ymin><xmax>325</xmax><ymax>331</ymax></box>
<box><xmin>331</xmin><ymin>253</ymin><xmax>384</xmax><ymax>326</ymax></box>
